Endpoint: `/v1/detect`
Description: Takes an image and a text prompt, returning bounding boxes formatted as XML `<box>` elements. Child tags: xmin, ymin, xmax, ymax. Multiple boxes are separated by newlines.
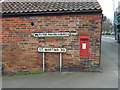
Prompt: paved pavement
<box><xmin>2</xmin><ymin>35</ymin><xmax>119</xmax><ymax>88</ymax></box>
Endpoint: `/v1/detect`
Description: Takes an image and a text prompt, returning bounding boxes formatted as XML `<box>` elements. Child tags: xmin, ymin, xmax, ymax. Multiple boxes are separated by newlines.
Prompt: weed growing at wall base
<box><xmin>15</xmin><ymin>71</ymin><xmax>43</xmax><ymax>76</ymax></box>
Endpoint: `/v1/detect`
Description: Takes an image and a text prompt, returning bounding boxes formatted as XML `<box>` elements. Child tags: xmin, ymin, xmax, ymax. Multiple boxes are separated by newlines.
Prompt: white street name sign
<box><xmin>33</xmin><ymin>32</ymin><xmax>70</xmax><ymax>37</ymax></box>
<box><xmin>38</xmin><ymin>48</ymin><xmax>67</xmax><ymax>53</ymax></box>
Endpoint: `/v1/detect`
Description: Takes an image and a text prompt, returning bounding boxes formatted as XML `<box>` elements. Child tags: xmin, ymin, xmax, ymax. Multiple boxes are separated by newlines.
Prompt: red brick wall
<box><xmin>2</xmin><ymin>13</ymin><xmax>102</xmax><ymax>74</ymax></box>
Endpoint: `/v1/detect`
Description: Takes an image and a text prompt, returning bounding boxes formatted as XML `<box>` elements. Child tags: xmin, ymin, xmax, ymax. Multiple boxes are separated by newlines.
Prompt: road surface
<box><xmin>2</xmin><ymin>35</ymin><xmax>119</xmax><ymax>88</ymax></box>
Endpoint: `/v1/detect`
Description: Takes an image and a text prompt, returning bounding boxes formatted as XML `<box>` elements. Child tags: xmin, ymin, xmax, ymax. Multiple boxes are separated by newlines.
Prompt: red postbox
<box><xmin>80</xmin><ymin>35</ymin><xmax>89</xmax><ymax>58</ymax></box>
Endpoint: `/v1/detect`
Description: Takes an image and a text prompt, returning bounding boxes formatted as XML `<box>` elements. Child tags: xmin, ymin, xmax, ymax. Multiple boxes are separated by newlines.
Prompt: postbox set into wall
<box><xmin>80</xmin><ymin>35</ymin><xmax>89</xmax><ymax>58</ymax></box>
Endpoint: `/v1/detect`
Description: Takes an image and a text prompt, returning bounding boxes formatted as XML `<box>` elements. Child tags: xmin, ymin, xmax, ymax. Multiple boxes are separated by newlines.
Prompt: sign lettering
<box><xmin>33</xmin><ymin>32</ymin><xmax>70</xmax><ymax>37</ymax></box>
<box><xmin>38</xmin><ymin>48</ymin><xmax>67</xmax><ymax>53</ymax></box>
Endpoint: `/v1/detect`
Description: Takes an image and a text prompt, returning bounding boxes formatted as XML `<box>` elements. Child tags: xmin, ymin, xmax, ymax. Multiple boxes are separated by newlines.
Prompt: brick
<box><xmin>2</xmin><ymin>14</ymin><xmax>102</xmax><ymax>73</ymax></box>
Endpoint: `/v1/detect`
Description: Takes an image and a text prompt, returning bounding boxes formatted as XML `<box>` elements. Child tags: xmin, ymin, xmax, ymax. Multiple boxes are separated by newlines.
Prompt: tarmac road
<box><xmin>2</xmin><ymin>35</ymin><xmax>119</xmax><ymax>88</ymax></box>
